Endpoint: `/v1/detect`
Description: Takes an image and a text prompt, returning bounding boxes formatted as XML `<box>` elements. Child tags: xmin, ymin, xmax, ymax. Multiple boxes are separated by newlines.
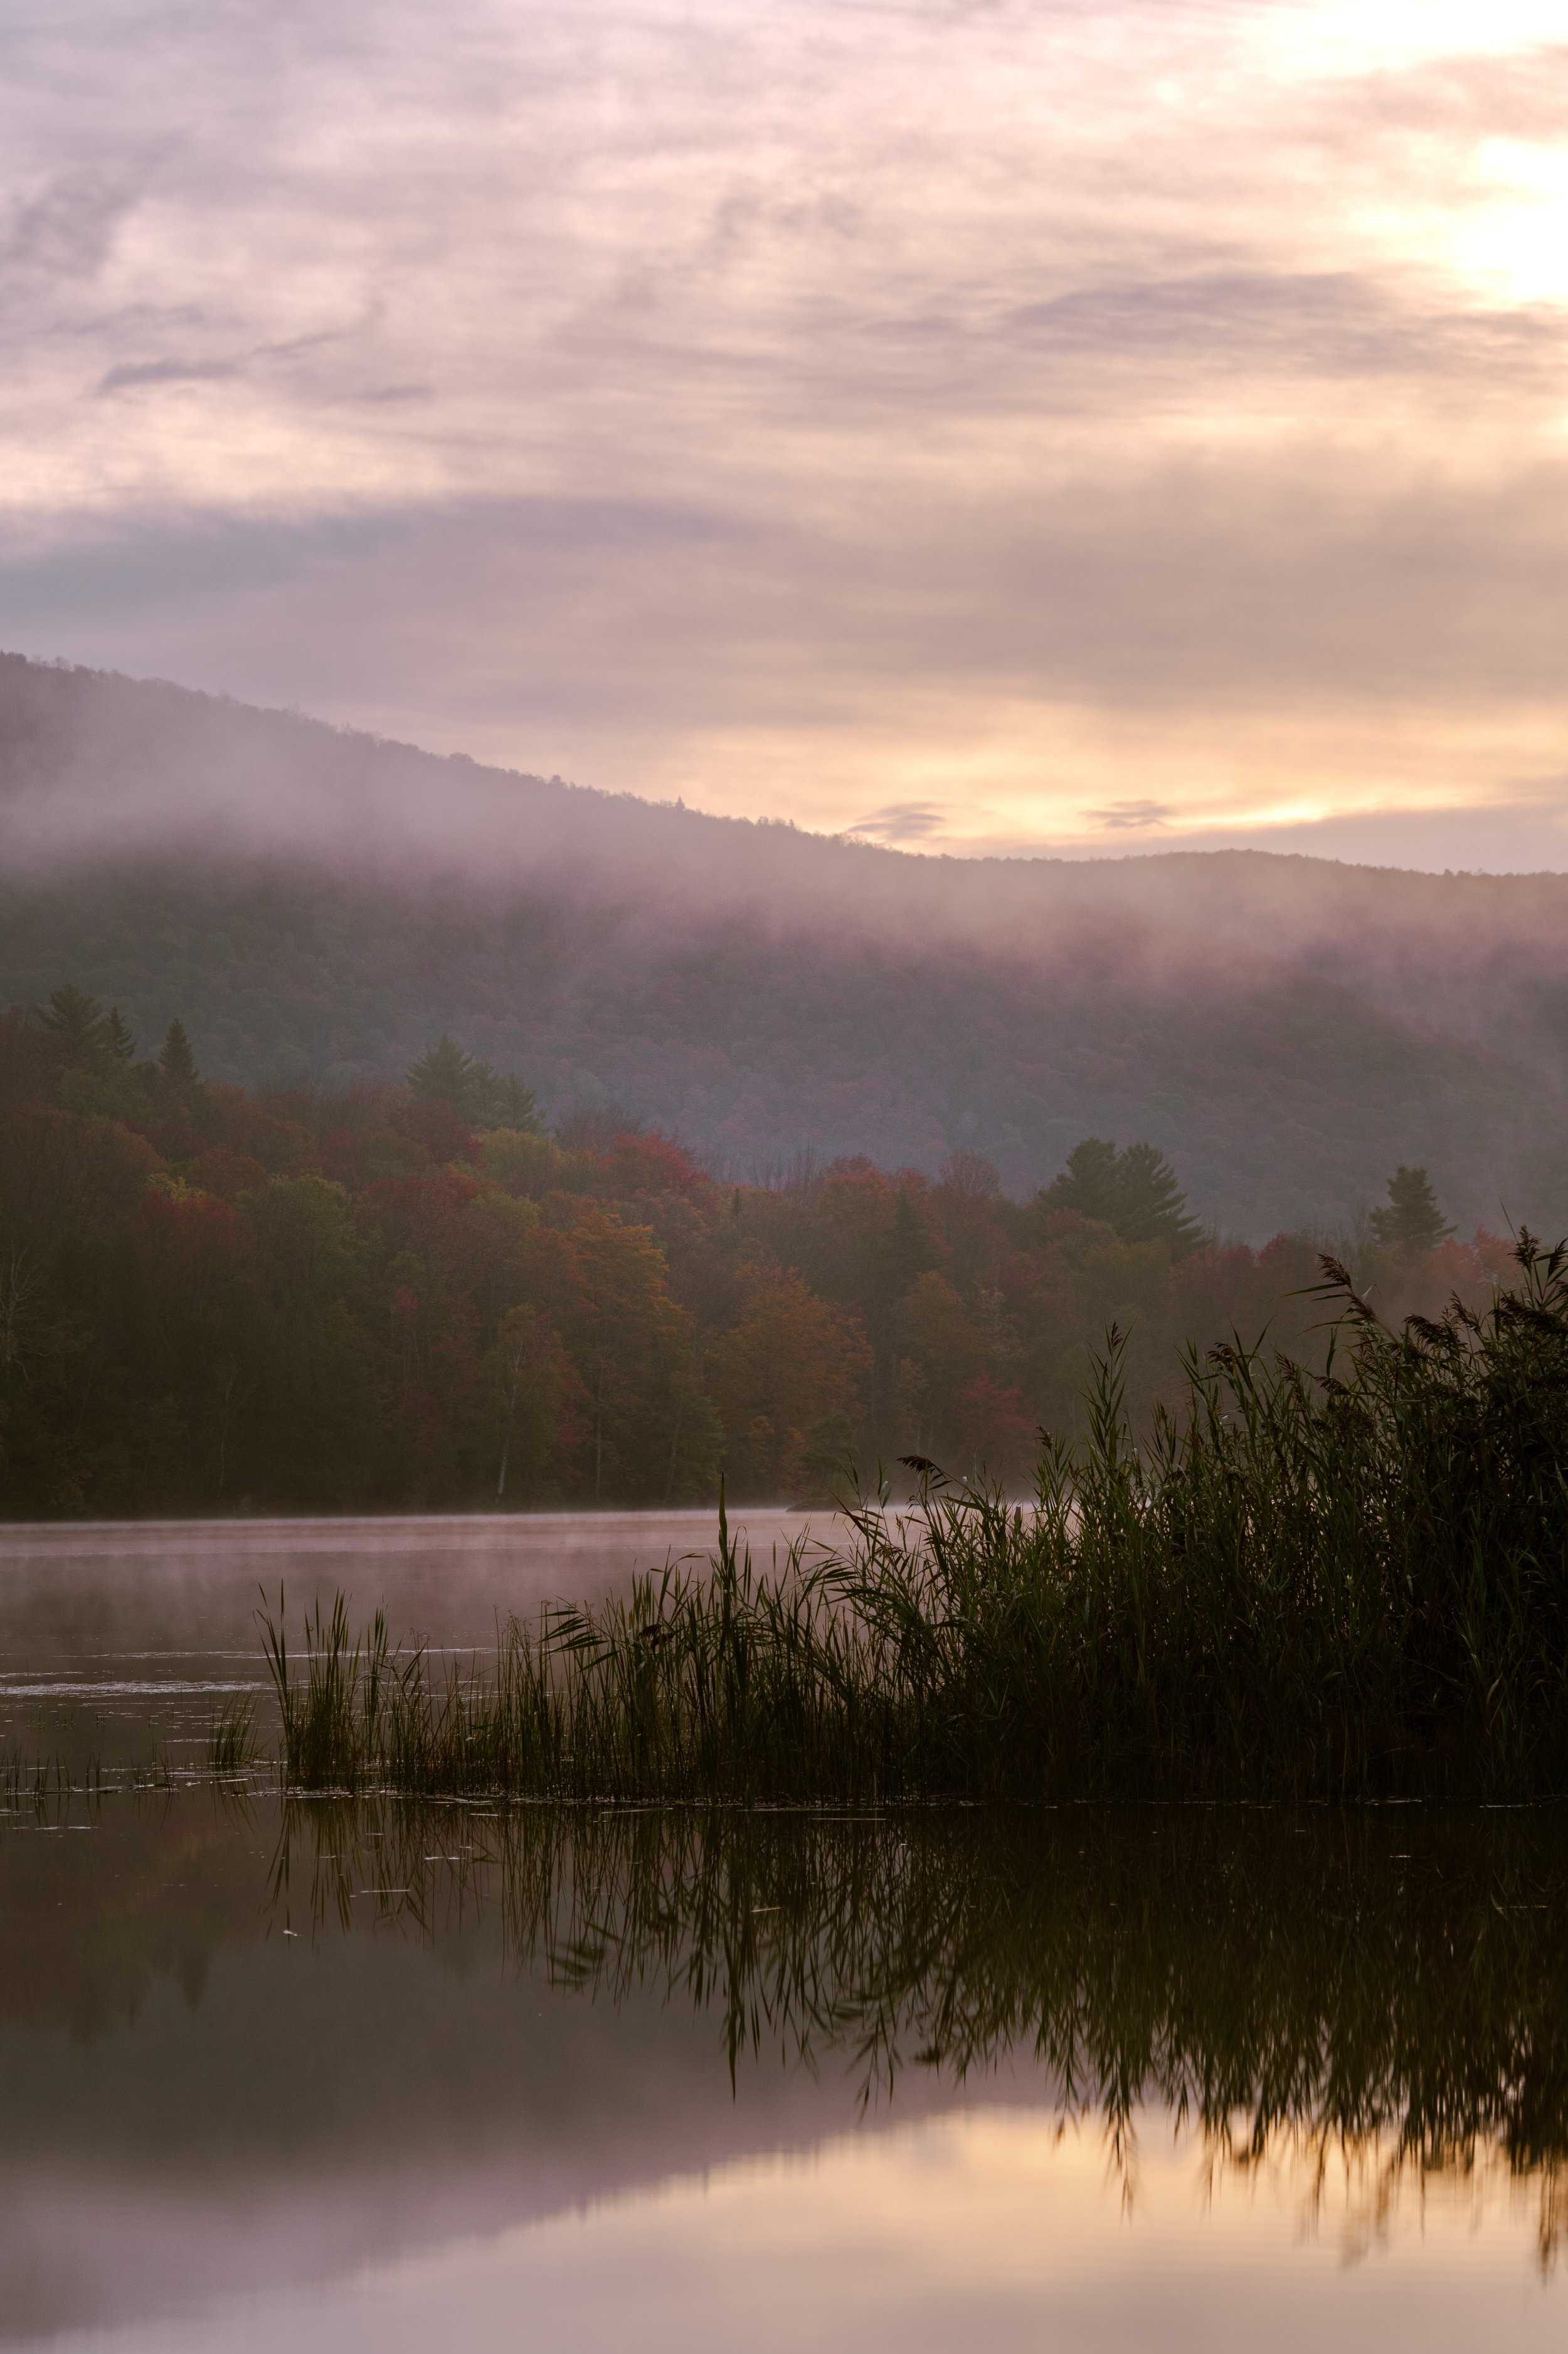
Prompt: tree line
<box><xmin>0</xmin><ymin>990</ymin><xmax>1500</xmax><ymax>1516</ymax></box>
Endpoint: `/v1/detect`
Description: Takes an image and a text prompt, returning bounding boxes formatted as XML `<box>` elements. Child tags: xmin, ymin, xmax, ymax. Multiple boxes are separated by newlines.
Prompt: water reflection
<box><xmin>273</xmin><ymin>1799</ymin><xmax>1568</xmax><ymax>2237</ymax></box>
<box><xmin>7</xmin><ymin>1515</ymin><xmax>1562</xmax><ymax>2347</ymax></box>
<box><xmin>5</xmin><ymin>1783</ymin><xmax>1568</xmax><ymax>2346</ymax></box>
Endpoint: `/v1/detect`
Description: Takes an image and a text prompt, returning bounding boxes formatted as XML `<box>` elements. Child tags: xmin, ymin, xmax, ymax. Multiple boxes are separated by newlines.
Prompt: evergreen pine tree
<box><xmin>1114</xmin><ymin>1141</ymin><xmax>1204</xmax><ymax>1255</ymax></box>
<box><xmin>1369</xmin><ymin>1166</ymin><xmax>1454</xmax><ymax>1264</ymax></box>
<box><xmin>159</xmin><ymin>1018</ymin><xmax>199</xmax><ymax>1089</ymax></box>
<box><xmin>408</xmin><ymin>1036</ymin><xmax>543</xmax><ymax>1131</ymax></box>
<box><xmin>470</xmin><ymin>1067</ymin><xmax>544</xmax><ymax>1134</ymax></box>
<box><xmin>1041</xmin><ymin>1137</ymin><xmax>1122</xmax><ymax>1226</ymax></box>
<box><xmin>407</xmin><ymin>1035</ymin><xmax>478</xmax><ymax>1114</ymax></box>
<box><xmin>40</xmin><ymin>984</ymin><xmax>115</xmax><ymax>1068</ymax></box>
<box><xmin>1041</xmin><ymin>1137</ymin><xmax>1202</xmax><ymax>1258</ymax></box>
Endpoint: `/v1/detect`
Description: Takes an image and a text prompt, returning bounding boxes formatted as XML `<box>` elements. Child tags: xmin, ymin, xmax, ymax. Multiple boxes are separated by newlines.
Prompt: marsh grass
<box><xmin>206</xmin><ymin>1695</ymin><xmax>258</xmax><ymax>1776</ymax></box>
<box><xmin>262</xmin><ymin>1241</ymin><xmax>1568</xmax><ymax>1803</ymax></box>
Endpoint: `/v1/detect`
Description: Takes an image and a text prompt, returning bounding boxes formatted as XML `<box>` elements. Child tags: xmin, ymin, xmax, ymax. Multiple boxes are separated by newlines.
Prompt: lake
<box><xmin>3</xmin><ymin>1516</ymin><xmax>1565</xmax><ymax>2350</ymax></box>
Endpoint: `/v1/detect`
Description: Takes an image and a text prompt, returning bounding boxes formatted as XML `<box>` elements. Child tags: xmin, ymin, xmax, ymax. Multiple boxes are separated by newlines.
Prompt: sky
<box><xmin>3</xmin><ymin>0</ymin><xmax>1568</xmax><ymax>867</ymax></box>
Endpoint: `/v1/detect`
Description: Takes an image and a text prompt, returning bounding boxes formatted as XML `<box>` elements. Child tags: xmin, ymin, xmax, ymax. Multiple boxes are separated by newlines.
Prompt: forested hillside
<box><xmin>0</xmin><ymin>988</ymin><xmax>1513</xmax><ymax>1516</ymax></box>
<box><xmin>4</xmin><ymin>653</ymin><xmax>1568</xmax><ymax>1238</ymax></box>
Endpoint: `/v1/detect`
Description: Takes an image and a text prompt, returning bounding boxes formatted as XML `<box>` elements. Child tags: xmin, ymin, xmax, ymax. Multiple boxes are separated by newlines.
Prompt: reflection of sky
<box><xmin>43</xmin><ymin>2112</ymin><xmax>1566</xmax><ymax>2353</ymax></box>
<box><xmin>4</xmin><ymin>3</ymin><xmax>1568</xmax><ymax>865</ymax></box>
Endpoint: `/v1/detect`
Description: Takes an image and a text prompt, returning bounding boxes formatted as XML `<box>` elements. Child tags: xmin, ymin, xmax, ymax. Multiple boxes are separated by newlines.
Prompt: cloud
<box><xmin>4</xmin><ymin>169</ymin><xmax>135</xmax><ymax>279</ymax></box>
<box><xmin>349</xmin><ymin>383</ymin><xmax>433</xmax><ymax>404</ymax></box>
<box><xmin>2</xmin><ymin>0</ymin><xmax>1568</xmax><ymax>863</ymax></box>
<box><xmin>1083</xmin><ymin>801</ymin><xmax>1177</xmax><ymax>832</ymax></box>
<box><xmin>95</xmin><ymin>357</ymin><xmax>241</xmax><ymax>395</ymax></box>
<box><xmin>849</xmin><ymin>803</ymin><xmax>946</xmax><ymax>843</ymax></box>
<box><xmin>1005</xmin><ymin>270</ymin><xmax>1567</xmax><ymax>388</ymax></box>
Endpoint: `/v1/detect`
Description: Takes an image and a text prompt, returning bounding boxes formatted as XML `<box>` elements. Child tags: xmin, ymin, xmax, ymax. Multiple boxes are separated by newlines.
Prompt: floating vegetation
<box><xmin>0</xmin><ymin>1753</ymin><xmax>104</xmax><ymax>1813</ymax></box>
<box><xmin>0</xmin><ymin>1752</ymin><xmax>186</xmax><ymax>1810</ymax></box>
<box><xmin>260</xmin><ymin>1242</ymin><xmax>1568</xmax><ymax>1803</ymax></box>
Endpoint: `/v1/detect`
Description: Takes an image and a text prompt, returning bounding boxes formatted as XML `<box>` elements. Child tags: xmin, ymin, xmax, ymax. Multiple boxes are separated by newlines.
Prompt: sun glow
<box><xmin>1449</xmin><ymin>141</ymin><xmax>1568</xmax><ymax>306</ymax></box>
<box><xmin>1273</xmin><ymin>0</ymin><xmax>1568</xmax><ymax>73</ymax></box>
<box><xmin>6</xmin><ymin>0</ymin><xmax>1568</xmax><ymax>866</ymax></box>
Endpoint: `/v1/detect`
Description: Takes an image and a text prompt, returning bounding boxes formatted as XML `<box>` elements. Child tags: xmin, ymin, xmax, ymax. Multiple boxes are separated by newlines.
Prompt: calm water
<box><xmin>0</xmin><ymin>1509</ymin><xmax>812</xmax><ymax>1769</ymax></box>
<box><xmin>3</xmin><ymin>1517</ymin><xmax>1566</xmax><ymax>2350</ymax></box>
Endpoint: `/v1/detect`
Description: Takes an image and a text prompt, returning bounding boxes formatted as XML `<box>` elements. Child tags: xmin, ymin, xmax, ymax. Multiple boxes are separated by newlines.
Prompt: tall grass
<box><xmin>207</xmin><ymin>1695</ymin><xmax>258</xmax><ymax>1775</ymax></box>
<box><xmin>262</xmin><ymin>1240</ymin><xmax>1568</xmax><ymax>1801</ymax></box>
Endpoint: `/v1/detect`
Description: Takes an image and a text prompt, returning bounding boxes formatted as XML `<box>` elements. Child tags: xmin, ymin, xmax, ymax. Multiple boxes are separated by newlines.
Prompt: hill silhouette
<box><xmin>3</xmin><ymin>651</ymin><xmax>1566</xmax><ymax>1238</ymax></box>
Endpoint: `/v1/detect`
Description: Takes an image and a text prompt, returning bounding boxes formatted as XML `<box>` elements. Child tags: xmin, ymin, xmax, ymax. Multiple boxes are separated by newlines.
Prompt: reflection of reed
<box><xmin>271</xmin><ymin>1799</ymin><xmax>1568</xmax><ymax>2263</ymax></box>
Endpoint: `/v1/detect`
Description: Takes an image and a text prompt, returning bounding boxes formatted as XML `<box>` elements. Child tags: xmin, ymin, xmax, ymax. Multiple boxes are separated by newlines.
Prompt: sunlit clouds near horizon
<box><xmin>4</xmin><ymin>0</ymin><xmax>1568</xmax><ymax>868</ymax></box>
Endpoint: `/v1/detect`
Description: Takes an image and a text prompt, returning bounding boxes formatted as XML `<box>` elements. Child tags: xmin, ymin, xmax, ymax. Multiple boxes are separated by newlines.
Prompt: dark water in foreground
<box><xmin>3</xmin><ymin>1519</ymin><xmax>1567</xmax><ymax>2350</ymax></box>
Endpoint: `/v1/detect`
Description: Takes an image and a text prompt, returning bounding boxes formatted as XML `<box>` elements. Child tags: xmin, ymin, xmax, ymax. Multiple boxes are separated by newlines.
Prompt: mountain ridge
<box><xmin>3</xmin><ymin>652</ymin><xmax>1565</xmax><ymax>1239</ymax></box>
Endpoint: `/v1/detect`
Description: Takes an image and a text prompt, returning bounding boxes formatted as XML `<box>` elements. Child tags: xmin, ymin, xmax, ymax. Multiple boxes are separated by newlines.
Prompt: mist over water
<box><xmin>0</xmin><ymin>1508</ymin><xmax>814</xmax><ymax>1769</ymax></box>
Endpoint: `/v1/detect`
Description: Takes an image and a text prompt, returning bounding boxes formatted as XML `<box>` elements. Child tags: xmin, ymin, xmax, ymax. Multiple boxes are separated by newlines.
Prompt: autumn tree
<box><xmin>705</xmin><ymin>1267</ymin><xmax>871</xmax><ymax>1500</ymax></box>
<box><xmin>240</xmin><ymin>1176</ymin><xmax>384</xmax><ymax>1504</ymax></box>
<box><xmin>548</xmin><ymin>1206</ymin><xmax>717</xmax><ymax>1502</ymax></box>
<box><xmin>131</xmin><ymin>1186</ymin><xmax>260</xmax><ymax>1501</ymax></box>
<box><xmin>896</xmin><ymin>1271</ymin><xmax>985</xmax><ymax>1462</ymax></box>
<box><xmin>5</xmin><ymin>981</ymin><xmax>1510</xmax><ymax>1518</ymax></box>
<box><xmin>931</xmin><ymin>1151</ymin><xmax>1014</xmax><ymax>1294</ymax></box>
<box><xmin>482</xmin><ymin>1127</ymin><xmax>569</xmax><ymax>1200</ymax></box>
<box><xmin>811</xmin><ymin>1161</ymin><xmax>947</xmax><ymax>1450</ymax></box>
<box><xmin>484</xmin><ymin>1303</ymin><xmax>575</xmax><ymax>1503</ymax></box>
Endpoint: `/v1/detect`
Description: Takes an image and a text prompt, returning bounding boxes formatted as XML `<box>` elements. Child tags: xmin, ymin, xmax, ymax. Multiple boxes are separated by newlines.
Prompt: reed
<box><xmin>206</xmin><ymin>1695</ymin><xmax>258</xmax><ymax>1775</ymax></box>
<box><xmin>260</xmin><ymin>1239</ymin><xmax>1568</xmax><ymax>1802</ymax></box>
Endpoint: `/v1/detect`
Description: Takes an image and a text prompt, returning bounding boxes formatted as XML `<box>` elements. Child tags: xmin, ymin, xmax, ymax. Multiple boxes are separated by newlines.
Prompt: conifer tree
<box><xmin>1369</xmin><ymin>1166</ymin><xmax>1454</xmax><ymax>1264</ymax></box>
<box><xmin>159</xmin><ymin>1018</ymin><xmax>199</xmax><ymax>1089</ymax></box>
<box><xmin>40</xmin><ymin>984</ymin><xmax>115</xmax><ymax>1068</ymax></box>
<box><xmin>1042</xmin><ymin>1137</ymin><xmax>1202</xmax><ymax>1258</ymax></box>
<box><xmin>407</xmin><ymin>1035</ymin><xmax>478</xmax><ymax>1114</ymax></box>
<box><xmin>1043</xmin><ymin>1137</ymin><xmax>1122</xmax><ymax>1227</ymax></box>
<box><xmin>1113</xmin><ymin>1141</ymin><xmax>1204</xmax><ymax>1254</ymax></box>
<box><xmin>471</xmin><ymin>1067</ymin><xmax>543</xmax><ymax>1134</ymax></box>
<box><xmin>407</xmin><ymin>1036</ymin><xmax>543</xmax><ymax>1132</ymax></box>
